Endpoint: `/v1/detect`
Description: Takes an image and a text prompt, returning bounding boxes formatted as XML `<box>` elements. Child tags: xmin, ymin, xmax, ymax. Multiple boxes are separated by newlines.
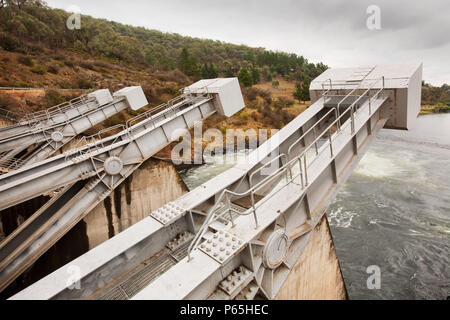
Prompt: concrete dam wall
<box><xmin>84</xmin><ymin>158</ymin><xmax>189</xmax><ymax>249</ymax></box>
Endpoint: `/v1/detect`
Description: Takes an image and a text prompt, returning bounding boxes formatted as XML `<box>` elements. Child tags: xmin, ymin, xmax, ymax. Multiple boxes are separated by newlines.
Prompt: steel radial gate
<box><xmin>0</xmin><ymin>78</ymin><xmax>245</xmax><ymax>294</ymax></box>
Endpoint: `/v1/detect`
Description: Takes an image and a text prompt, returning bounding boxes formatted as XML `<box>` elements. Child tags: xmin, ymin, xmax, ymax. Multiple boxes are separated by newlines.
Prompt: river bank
<box><xmin>420</xmin><ymin>103</ymin><xmax>450</xmax><ymax>115</ymax></box>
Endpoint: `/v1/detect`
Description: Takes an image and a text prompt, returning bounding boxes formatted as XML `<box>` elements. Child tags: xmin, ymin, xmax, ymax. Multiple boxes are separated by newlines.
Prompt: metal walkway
<box><xmin>0</xmin><ymin>88</ymin><xmax>144</xmax><ymax>172</ymax></box>
<box><xmin>8</xmin><ymin>65</ymin><xmax>423</xmax><ymax>300</ymax></box>
<box><xmin>0</xmin><ymin>79</ymin><xmax>244</xmax><ymax>293</ymax></box>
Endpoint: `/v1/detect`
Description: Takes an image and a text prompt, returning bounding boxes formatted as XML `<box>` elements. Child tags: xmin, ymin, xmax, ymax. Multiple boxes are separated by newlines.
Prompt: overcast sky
<box><xmin>46</xmin><ymin>0</ymin><xmax>449</xmax><ymax>86</ymax></box>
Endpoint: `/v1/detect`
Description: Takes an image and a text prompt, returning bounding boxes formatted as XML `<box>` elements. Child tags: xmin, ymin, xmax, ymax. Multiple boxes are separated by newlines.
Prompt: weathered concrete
<box><xmin>275</xmin><ymin>215</ymin><xmax>347</xmax><ymax>300</ymax></box>
<box><xmin>84</xmin><ymin>158</ymin><xmax>189</xmax><ymax>249</ymax></box>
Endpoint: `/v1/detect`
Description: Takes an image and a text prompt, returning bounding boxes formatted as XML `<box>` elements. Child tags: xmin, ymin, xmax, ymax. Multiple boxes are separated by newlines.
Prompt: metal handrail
<box><xmin>249</xmin><ymin>153</ymin><xmax>288</xmax><ymax>188</ymax></box>
<box><xmin>287</xmin><ymin>106</ymin><xmax>338</xmax><ymax>159</ymax></box>
<box><xmin>64</xmin><ymin>89</ymin><xmax>213</xmax><ymax>161</ymax></box>
<box><xmin>19</xmin><ymin>94</ymin><xmax>95</xmax><ymax>126</ymax></box>
<box><xmin>187</xmin><ymin>76</ymin><xmax>386</xmax><ymax>260</ymax></box>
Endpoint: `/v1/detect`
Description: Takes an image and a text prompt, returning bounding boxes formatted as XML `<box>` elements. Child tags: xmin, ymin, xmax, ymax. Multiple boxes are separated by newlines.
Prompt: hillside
<box><xmin>0</xmin><ymin>0</ymin><xmax>327</xmax><ymax>141</ymax></box>
<box><xmin>0</xmin><ymin>1</ymin><xmax>448</xmax><ymax>131</ymax></box>
<box><xmin>0</xmin><ymin>1</ymin><xmax>327</xmax><ymax>84</ymax></box>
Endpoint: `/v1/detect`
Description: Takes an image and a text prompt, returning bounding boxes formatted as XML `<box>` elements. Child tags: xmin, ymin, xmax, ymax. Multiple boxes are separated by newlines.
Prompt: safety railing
<box><xmin>187</xmin><ymin>76</ymin><xmax>386</xmax><ymax>261</ymax></box>
<box><xmin>63</xmin><ymin>87</ymin><xmax>212</xmax><ymax>161</ymax></box>
<box><xmin>125</xmin><ymin>87</ymin><xmax>211</xmax><ymax>134</ymax></box>
<box><xmin>19</xmin><ymin>94</ymin><xmax>95</xmax><ymax>127</ymax></box>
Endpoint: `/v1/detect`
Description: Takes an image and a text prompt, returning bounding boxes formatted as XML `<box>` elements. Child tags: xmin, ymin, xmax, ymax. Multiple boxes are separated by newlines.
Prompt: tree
<box><xmin>178</xmin><ymin>48</ymin><xmax>199</xmax><ymax>77</ymax></box>
<box><xmin>251</xmin><ymin>66</ymin><xmax>260</xmax><ymax>84</ymax></box>
<box><xmin>238</xmin><ymin>67</ymin><xmax>253</xmax><ymax>87</ymax></box>
<box><xmin>293</xmin><ymin>80</ymin><xmax>310</xmax><ymax>104</ymax></box>
<box><xmin>201</xmin><ymin>63</ymin><xmax>219</xmax><ymax>78</ymax></box>
<box><xmin>222</xmin><ymin>61</ymin><xmax>235</xmax><ymax>77</ymax></box>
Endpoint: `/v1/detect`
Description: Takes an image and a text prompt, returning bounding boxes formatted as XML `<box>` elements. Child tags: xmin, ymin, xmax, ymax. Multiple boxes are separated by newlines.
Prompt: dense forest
<box><xmin>0</xmin><ymin>0</ymin><xmax>327</xmax><ymax>87</ymax></box>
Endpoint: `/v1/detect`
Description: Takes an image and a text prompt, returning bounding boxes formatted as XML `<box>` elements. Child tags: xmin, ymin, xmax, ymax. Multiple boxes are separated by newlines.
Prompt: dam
<box><xmin>0</xmin><ymin>64</ymin><xmax>423</xmax><ymax>300</ymax></box>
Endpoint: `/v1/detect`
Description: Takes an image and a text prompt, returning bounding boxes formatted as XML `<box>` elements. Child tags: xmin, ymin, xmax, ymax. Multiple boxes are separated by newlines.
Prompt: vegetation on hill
<box><xmin>420</xmin><ymin>82</ymin><xmax>450</xmax><ymax>114</ymax></box>
<box><xmin>0</xmin><ymin>0</ymin><xmax>327</xmax><ymax>86</ymax></box>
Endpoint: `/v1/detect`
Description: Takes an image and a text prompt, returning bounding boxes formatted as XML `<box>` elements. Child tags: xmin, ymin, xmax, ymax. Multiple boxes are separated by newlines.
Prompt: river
<box><xmin>179</xmin><ymin>113</ymin><xmax>450</xmax><ymax>300</ymax></box>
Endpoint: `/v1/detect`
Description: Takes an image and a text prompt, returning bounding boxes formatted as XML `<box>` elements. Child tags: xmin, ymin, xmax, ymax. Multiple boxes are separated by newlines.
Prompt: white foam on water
<box><xmin>328</xmin><ymin>206</ymin><xmax>358</xmax><ymax>228</ymax></box>
<box><xmin>354</xmin><ymin>151</ymin><xmax>403</xmax><ymax>178</ymax></box>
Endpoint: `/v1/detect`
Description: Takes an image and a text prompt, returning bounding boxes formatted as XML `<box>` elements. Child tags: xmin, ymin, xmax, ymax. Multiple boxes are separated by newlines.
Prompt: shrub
<box><xmin>104</xmin><ymin>113</ymin><xmax>126</xmax><ymax>127</ymax></box>
<box><xmin>273</xmin><ymin>97</ymin><xmax>295</xmax><ymax>108</ymax></box>
<box><xmin>250</xmin><ymin>112</ymin><xmax>260</xmax><ymax>121</ymax></box>
<box><xmin>80</xmin><ymin>61</ymin><xmax>95</xmax><ymax>70</ymax></box>
<box><xmin>15</xmin><ymin>81</ymin><xmax>28</xmax><ymax>88</ymax></box>
<box><xmin>0</xmin><ymin>33</ymin><xmax>23</xmax><ymax>52</ymax></box>
<box><xmin>272</xmin><ymin>80</ymin><xmax>279</xmax><ymax>87</ymax></box>
<box><xmin>93</xmin><ymin>60</ymin><xmax>111</xmax><ymax>68</ymax></box>
<box><xmin>64</xmin><ymin>60</ymin><xmax>74</xmax><ymax>68</ymax></box>
<box><xmin>47</xmin><ymin>65</ymin><xmax>59</xmax><ymax>74</ymax></box>
<box><xmin>17</xmin><ymin>56</ymin><xmax>34</xmax><ymax>67</ymax></box>
<box><xmin>30</xmin><ymin>65</ymin><xmax>47</xmax><ymax>75</ymax></box>
<box><xmin>75</xmin><ymin>78</ymin><xmax>92</xmax><ymax>89</ymax></box>
<box><xmin>45</xmin><ymin>89</ymin><xmax>65</xmax><ymax>106</ymax></box>
<box><xmin>53</xmin><ymin>54</ymin><xmax>65</xmax><ymax>61</ymax></box>
<box><xmin>155</xmin><ymin>70</ymin><xmax>189</xmax><ymax>84</ymax></box>
<box><xmin>163</xmin><ymin>86</ymin><xmax>178</xmax><ymax>95</ymax></box>
<box><xmin>243</xmin><ymin>87</ymin><xmax>258</xmax><ymax>101</ymax></box>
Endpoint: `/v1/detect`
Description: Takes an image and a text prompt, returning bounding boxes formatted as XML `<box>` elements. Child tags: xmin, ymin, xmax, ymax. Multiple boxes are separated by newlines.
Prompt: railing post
<box><xmin>313</xmin><ymin>126</ymin><xmax>318</xmax><ymax>155</ymax></box>
<box><xmin>250</xmin><ymin>191</ymin><xmax>259</xmax><ymax>229</ymax></box>
<box><xmin>226</xmin><ymin>193</ymin><xmax>235</xmax><ymax>227</ymax></box>
<box><xmin>303</xmin><ymin>155</ymin><xmax>308</xmax><ymax>186</ymax></box>
<box><xmin>298</xmin><ymin>158</ymin><xmax>304</xmax><ymax>188</ymax></box>
<box><xmin>351</xmin><ymin>106</ymin><xmax>355</xmax><ymax>134</ymax></box>
<box><xmin>329</xmin><ymin>128</ymin><xmax>333</xmax><ymax>157</ymax></box>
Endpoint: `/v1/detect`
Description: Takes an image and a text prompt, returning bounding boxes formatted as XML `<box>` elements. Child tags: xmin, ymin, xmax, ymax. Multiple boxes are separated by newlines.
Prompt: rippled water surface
<box><xmin>180</xmin><ymin>114</ymin><xmax>450</xmax><ymax>300</ymax></box>
<box><xmin>328</xmin><ymin>114</ymin><xmax>450</xmax><ymax>299</ymax></box>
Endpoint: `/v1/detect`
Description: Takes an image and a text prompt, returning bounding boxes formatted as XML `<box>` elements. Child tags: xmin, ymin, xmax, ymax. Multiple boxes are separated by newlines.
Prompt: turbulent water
<box><xmin>179</xmin><ymin>114</ymin><xmax>450</xmax><ymax>300</ymax></box>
